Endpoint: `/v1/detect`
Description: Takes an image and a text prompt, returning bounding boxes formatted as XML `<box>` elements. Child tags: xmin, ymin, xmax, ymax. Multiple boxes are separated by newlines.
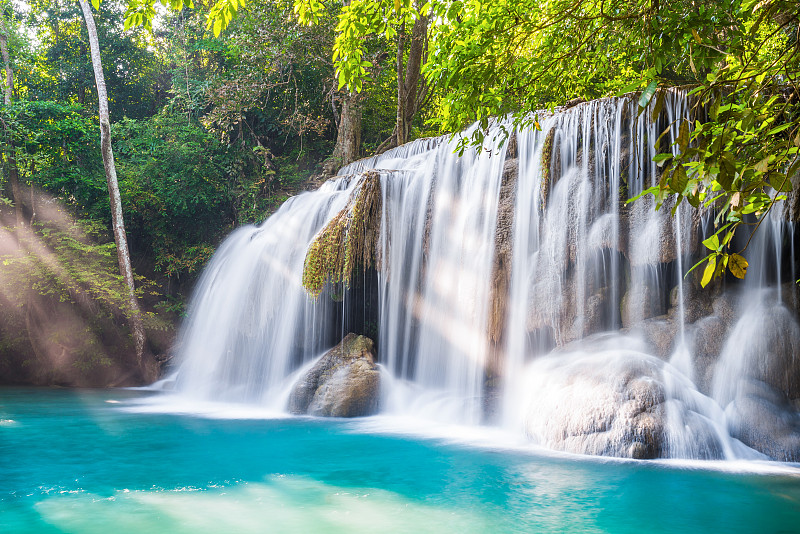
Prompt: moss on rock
<box><xmin>302</xmin><ymin>171</ymin><xmax>382</xmax><ymax>297</ymax></box>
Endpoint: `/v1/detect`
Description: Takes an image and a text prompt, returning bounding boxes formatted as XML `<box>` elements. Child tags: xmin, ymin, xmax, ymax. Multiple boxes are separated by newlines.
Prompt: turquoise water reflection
<box><xmin>1</xmin><ymin>388</ymin><xmax>799</xmax><ymax>533</ymax></box>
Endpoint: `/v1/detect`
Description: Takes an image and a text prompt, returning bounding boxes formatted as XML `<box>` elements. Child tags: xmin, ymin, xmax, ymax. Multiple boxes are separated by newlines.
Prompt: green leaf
<box><xmin>702</xmin><ymin>234</ymin><xmax>720</xmax><ymax>251</ymax></box>
<box><xmin>677</xmin><ymin>120</ymin><xmax>690</xmax><ymax>151</ymax></box>
<box><xmin>769</xmin><ymin>174</ymin><xmax>793</xmax><ymax>192</ymax></box>
<box><xmin>617</xmin><ymin>79</ymin><xmax>644</xmax><ymax>95</ymax></box>
<box><xmin>787</xmin><ymin>158</ymin><xmax>800</xmax><ymax>180</ymax></box>
<box><xmin>91</xmin><ymin>0</ymin><xmax>100</xmax><ymax>9</ymax></box>
<box><xmin>670</xmin><ymin>164</ymin><xmax>688</xmax><ymax>193</ymax></box>
<box><xmin>701</xmin><ymin>255</ymin><xmax>717</xmax><ymax>287</ymax></box>
<box><xmin>709</xmin><ymin>96</ymin><xmax>720</xmax><ymax>121</ymax></box>
<box><xmin>766</xmin><ymin>122</ymin><xmax>792</xmax><ymax>136</ymax></box>
<box><xmin>651</xmin><ymin>90</ymin><xmax>665</xmax><ymax>121</ymax></box>
<box><xmin>638</xmin><ymin>80</ymin><xmax>658</xmax><ymax>109</ymax></box>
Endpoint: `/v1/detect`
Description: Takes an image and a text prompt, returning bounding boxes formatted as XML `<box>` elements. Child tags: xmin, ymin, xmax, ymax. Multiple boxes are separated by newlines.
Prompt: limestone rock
<box><xmin>522</xmin><ymin>349</ymin><xmax>667</xmax><ymax>459</ymax></box>
<box><xmin>724</xmin><ymin>379</ymin><xmax>800</xmax><ymax>462</ymax></box>
<box><xmin>691</xmin><ymin>315</ymin><xmax>727</xmax><ymax>395</ymax></box>
<box><xmin>288</xmin><ymin>333</ymin><xmax>380</xmax><ymax>417</ymax></box>
<box><xmin>621</xmin><ymin>284</ymin><xmax>662</xmax><ymax>329</ymax></box>
<box><xmin>626</xmin><ymin>196</ymin><xmax>678</xmax><ymax>266</ymax></box>
<box><xmin>521</xmin><ymin>345</ymin><xmax>726</xmax><ymax>460</ymax></box>
<box><xmin>712</xmin><ymin>302</ymin><xmax>800</xmax><ymax>460</ymax></box>
<box><xmin>631</xmin><ymin>315</ymin><xmax>679</xmax><ymax>359</ymax></box>
<box><xmin>717</xmin><ymin>304</ymin><xmax>800</xmax><ymax>401</ymax></box>
<box><xmin>670</xmin><ymin>285</ymin><xmax>715</xmax><ymax>324</ymax></box>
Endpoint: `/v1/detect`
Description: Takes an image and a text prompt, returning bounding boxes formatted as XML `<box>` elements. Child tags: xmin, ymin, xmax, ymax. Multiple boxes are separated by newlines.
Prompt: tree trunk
<box><xmin>402</xmin><ymin>15</ymin><xmax>428</xmax><ymax>136</ymax></box>
<box><xmin>0</xmin><ymin>16</ymin><xmax>22</xmax><ymax>227</ymax></box>
<box><xmin>395</xmin><ymin>22</ymin><xmax>406</xmax><ymax>147</ymax></box>
<box><xmin>78</xmin><ymin>0</ymin><xmax>146</xmax><ymax>367</ymax></box>
<box><xmin>378</xmin><ymin>14</ymin><xmax>428</xmax><ymax>154</ymax></box>
<box><xmin>327</xmin><ymin>90</ymin><xmax>362</xmax><ymax>173</ymax></box>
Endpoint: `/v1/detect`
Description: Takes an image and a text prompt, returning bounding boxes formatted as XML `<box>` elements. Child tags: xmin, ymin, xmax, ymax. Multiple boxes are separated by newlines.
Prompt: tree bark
<box><xmin>402</xmin><ymin>15</ymin><xmax>428</xmax><ymax>134</ymax></box>
<box><xmin>395</xmin><ymin>22</ymin><xmax>406</xmax><ymax>147</ymax></box>
<box><xmin>78</xmin><ymin>0</ymin><xmax>146</xmax><ymax>366</ymax></box>
<box><xmin>0</xmin><ymin>15</ymin><xmax>22</xmax><ymax>227</ymax></box>
<box><xmin>327</xmin><ymin>90</ymin><xmax>362</xmax><ymax>172</ymax></box>
<box><xmin>378</xmin><ymin>14</ymin><xmax>428</xmax><ymax>154</ymax></box>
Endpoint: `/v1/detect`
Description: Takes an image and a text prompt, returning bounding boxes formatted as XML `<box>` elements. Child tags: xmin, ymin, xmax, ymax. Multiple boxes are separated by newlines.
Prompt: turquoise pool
<box><xmin>1</xmin><ymin>388</ymin><xmax>799</xmax><ymax>533</ymax></box>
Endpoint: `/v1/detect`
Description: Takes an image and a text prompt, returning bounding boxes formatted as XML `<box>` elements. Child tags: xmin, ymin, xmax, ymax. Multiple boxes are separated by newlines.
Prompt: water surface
<box><xmin>2</xmin><ymin>388</ymin><xmax>799</xmax><ymax>533</ymax></box>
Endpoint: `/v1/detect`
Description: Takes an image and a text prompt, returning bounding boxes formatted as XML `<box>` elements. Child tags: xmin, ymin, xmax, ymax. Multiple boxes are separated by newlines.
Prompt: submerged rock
<box><xmin>288</xmin><ymin>333</ymin><xmax>380</xmax><ymax>417</ymax></box>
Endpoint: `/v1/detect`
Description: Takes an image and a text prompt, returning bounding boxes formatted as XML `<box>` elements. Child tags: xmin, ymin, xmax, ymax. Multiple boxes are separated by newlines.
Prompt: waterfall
<box><xmin>174</xmin><ymin>177</ymin><xmax>359</xmax><ymax>403</ymax></box>
<box><xmin>169</xmin><ymin>91</ymin><xmax>800</xmax><ymax>461</ymax></box>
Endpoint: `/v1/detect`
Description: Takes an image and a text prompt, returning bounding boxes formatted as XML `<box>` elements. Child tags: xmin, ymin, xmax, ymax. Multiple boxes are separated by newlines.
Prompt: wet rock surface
<box><xmin>288</xmin><ymin>333</ymin><xmax>380</xmax><ymax>417</ymax></box>
<box><xmin>522</xmin><ymin>350</ymin><xmax>668</xmax><ymax>459</ymax></box>
<box><xmin>521</xmin><ymin>345</ymin><xmax>727</xmax><ymax>460</ymax></box>
<box><xmin>725</xmin><ymin>379</ymin><xmax>800</xmax><ymax>462</ymax></box>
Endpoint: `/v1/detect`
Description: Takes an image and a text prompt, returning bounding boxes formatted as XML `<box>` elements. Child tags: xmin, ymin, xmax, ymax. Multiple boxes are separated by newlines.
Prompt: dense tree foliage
<box><xmin>293</xmin><ymin>0</ymin><xmax>800</xmax><ymax>283</ymax></box>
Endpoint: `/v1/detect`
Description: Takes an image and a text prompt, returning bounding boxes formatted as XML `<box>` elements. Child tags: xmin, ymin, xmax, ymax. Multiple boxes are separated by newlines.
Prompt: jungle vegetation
<box><xmin>0</xmin><ymin>0</ymin><xmax>798</xmax><ymax>383</ymax></box>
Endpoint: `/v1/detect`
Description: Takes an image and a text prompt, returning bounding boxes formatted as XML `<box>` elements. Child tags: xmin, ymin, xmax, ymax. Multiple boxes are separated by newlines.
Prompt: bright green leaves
<box><xmin>124</xmin><ymin>0</ymin><xmax>238</xmax><ymax>37</ymax></box>
<box><xmin>693</xmin><ymin>250</ymin><xmax>748</xmax><ymax>287</ymax></box>
<box><xmin>700</xmin><ymin>255</ymin><xmax>716</xmax><ymax>287</ymax></box>
<box><xmin>688</xmin><ymin>225</ymin><xmax>747</xmax><ymax>287</ymax></box>
<box><xmin>123</xmin><ymin>0</ymin><xmax>195</xmax><ymax>32</ymax></box>
<box><xmin>303</xmin><ymin>0</ymin><xmax>426</xmax><ymax>93</ymax></box>
<box><xmin>294</xmin><ymin>0</ymin><xmax>326</xmax><ymax>25</ymax></box>
<box><xmin>206</xmin><ymin>0</ymin><xmax>245</xmax><ymax>37</ymax></box>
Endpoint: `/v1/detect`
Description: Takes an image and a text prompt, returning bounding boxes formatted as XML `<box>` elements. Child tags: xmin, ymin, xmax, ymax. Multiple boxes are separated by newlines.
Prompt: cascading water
<box><xmin>169</xmin><ymin>90</ymin><xmax>800</xmax><ymax>462</ymax></box>
<box><xmin>175</xmin><ymin>177</ymin><xmax>359</xmax><ymax>404</ymax></box>
<box><xmin>377</xmin><ymin>124</ymin><xmax>509</xmax><ymax>424</ymax></box>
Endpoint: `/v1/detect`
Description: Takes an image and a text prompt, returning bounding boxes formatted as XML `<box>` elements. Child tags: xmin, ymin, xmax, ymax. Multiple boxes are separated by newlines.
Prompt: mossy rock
<box><xmin>287</xmin><ymin>333</ymin><xmax>380</xmax><ymax>417</ymax></box>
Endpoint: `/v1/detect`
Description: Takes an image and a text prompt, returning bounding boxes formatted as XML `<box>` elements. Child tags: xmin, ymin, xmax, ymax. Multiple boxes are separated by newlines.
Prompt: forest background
<box><xmin>0</xmin><ymin>0</ymin><xmax>797</xmax><ymax>386</ymax></box>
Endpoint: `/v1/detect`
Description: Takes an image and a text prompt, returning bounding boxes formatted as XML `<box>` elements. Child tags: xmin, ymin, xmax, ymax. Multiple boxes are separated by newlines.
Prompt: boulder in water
<box><xmin>519</xmin><ymin>343</ymin><xmax>727</xmax><ymax>460</ymax></box>
<box><xmin>288</xmin><ymin>333</ymin><xmax>380</xmax><ymax>417</ymax></box>
<box><xmin>521</xmin><ymin>349</ymin><xmax>667</xmax><ymax>459</ymax></box>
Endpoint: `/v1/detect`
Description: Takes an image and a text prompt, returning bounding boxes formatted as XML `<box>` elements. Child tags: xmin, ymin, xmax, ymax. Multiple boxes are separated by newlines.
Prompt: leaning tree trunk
<box><xmin>0</xmin><ymin>15</ymin><xmax>22</xmax><ymax>227</ymax></box>
<box><xmin>78</xmin><ymin>0</ymin><xmax>146</xmax><ymax>366</ymax></box>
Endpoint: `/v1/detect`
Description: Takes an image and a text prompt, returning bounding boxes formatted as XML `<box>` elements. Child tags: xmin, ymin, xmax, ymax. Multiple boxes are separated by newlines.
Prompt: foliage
<box><xmin>633</xmin><ymin>1</ymin><xmax>800</xmax><ymax>284</ymax></box>
<box><xmin>1</xmin><ymin>217</ymin><xmax>146</xmax><ymax>314</ymax></box>
<box><xmin>294</xmin><ymin>0</ymin><xmax>800</xmax><ymax>283</ymax></box>
<box><xmin>27</xmin><ymin>0</ymin><xmax>162</xmax><ymax>119</ymax></box>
